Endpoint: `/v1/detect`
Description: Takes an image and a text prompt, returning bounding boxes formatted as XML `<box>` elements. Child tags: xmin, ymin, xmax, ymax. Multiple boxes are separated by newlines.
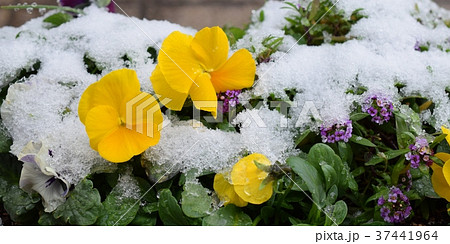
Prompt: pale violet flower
<box><xmin>18</xmin><ymin>141</ymin><xmax>70</xmax><ymax>212</ymax></box>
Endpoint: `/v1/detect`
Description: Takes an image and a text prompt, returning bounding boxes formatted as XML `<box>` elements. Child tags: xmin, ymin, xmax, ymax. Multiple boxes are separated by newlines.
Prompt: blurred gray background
<box><xmin>0</xmin><ymin>0</ymin><xmax>450</xmax><ymax>29</ymax></box>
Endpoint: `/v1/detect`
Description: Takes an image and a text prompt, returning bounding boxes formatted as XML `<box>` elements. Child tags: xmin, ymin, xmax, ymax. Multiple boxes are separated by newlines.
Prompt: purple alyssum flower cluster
<box><xmin>362</xmin><ymin>94</ymin><xmax>394</xmax><ymax>125</ymax></box>
<box><xmin>217</xmin><ymin>90</ymin><xmax>241</xmax><ymax>113</ymax></box>
<box><xmin>320</xmin><ymin>120</ymin><xmax>353</xmax><ymax>143</ymax></box>
<box><xmin>398</xmin><ymin>170</ymin><xmax>412</xmax><ymax>192</ymax></box>
<box><xmin>378</xmin><ymin>186</ymin><xmax>412</xmax><ymax>223</ymax></box>
<box><xmin>405</xmin><ymin>137</ymin><xmax>433</xmax><ymax>168</ymax></box>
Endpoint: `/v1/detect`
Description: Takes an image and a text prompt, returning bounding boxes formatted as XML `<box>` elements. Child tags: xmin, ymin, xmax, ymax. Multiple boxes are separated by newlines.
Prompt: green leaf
<box><xmin>412</xmin><ymin>174</ymin><xmax>440</xmax><ymax>198</ymax></box>
<box><xmin>142</xmin><ymin>202</ymin><xmax>158</xmax><ymax>214</ymax></box>
<box><xmin>96</xmin><ymin>0</ymin><xmax>112</xmax><ymax>7</ymax></box>
<box><xmin>321</xmin><ymin>164</ymin><xmax>337</xmax><ymax>191</ymax></box>
<box><xmin>0</xmin><ymin>177</ymin><xmax>7</xmax><ymax>198</ymax></box>
<box><xmin>135</xmin><ymin>177</ymin><xmax>157</xmax><ymax>203</ymax></box>
<box><xmin>254</xmin><ymin>160</ymin><xmax>271</xmax><ymax>172</ymax></box>
<box><xmin>223</xmin><ymin>27</ymin><xmax>246</xmax><ymax>46</ymax></box>
<box><xmin>326</xmin><ymin>185</ymin><xmax>338</xmax><ymax>205</ymax></box>
<box><xmin>181</xmin><ymin>182</ymin><xmax>213</xmax><ymax>218</ymax></box>
<box><xmin>350</xmin><ymin>112</ymin><xmax>369</xmax><ymax>121</ymax></box>
<box><xmin>301</xmin><ymin>17</ymin><xmax>311</xmax><ymax>27</ymax></box>
<box><xmin>260</xmin><ymin>206</ymin><xmax>275</xmax><ymax>224</ymax></box>
<box><xmin>307</xmin><ymin>144</ymin><xmax>349</xmax><ymax>192</ymax></box>
<box><xmin>0</xmin><ymin>154</ymin><xmax>22</xmax><ymax>190</ymax></box>
<box><xmin>350</xmin><ymin>135</ymin><xmax>376</xmax><ymax>147</ymax></box>
<box><xmin>430</xmin><ymin>133</ymin><xmax>447</xmax><ymax>149</ymax></box>
<box><xmin>141</xmin><ymin>157</ymin><xmax>179</xmax><ymax>183</ymax></box>
<box><xmin>2</xmin><ymin>185</ymin><xmax>40</xmax><ymax>222</ymax></box>
<box><xmin>366</xmin><ymin>186</ymin><xmax>389</xmax><ymax>205</ymax></box>
<box><xmin>351</xmin><ymin>166</ymin><xmax>365</xmax><ymax>177</ymax></box>
<box><xmin>53</xmin><ymin>178</ymin><xmax>103</xmax><ymax>225</ymax></box>
<box><xmin>43</xmin><ymin>12</ymin><xmax>73</xmax><ymax>28</ymax></box>
<box><xmin>385</xmin><ymin>148</ymin><xmax>411</xmax><ymax>159</ymax></box>
<box><xmin>395</xmin><ymin>113</ymin><xmax>410</xmax><ymax>149</ymax></box>
<box><xmin>38</xmin><ymin>212</ymin><xmax>65</xmax><ymax>226</ymax></box>
<box><xmin>295</xmin><ymin>129</ymin><xmax>312</xmax><ymax>146</ymax></box>
<box><xmin>343</xmin><ymin>161</ymin><xmax>358</xmax><ymax>191</ymax></box>
<box><xmin>96</xmin><ymin>192</ymin><xmax>139</xmax><ymax>226</ymax></box>
<box><xmin>0</xmin><ymin>128</ymin><xmax>12</xmax><ymax>153</ymax></box>
<box><xmin>259</xmin><ymin>10</ymin><xmax>265</xmax><ymax>22</ymax></box>
<box><xmin>324</xmin><ymin>200</ymin><xmax>348</xmax><ymax>226</ymax></box>
<box><xmin>130</xmin><ymin>208</ymin><xmax>157</xmax><ymax>226</ymax></box>
<box><xmin>365</xmin><ymin>155</ymin><xmax>385</xmax><ymax>166</ymax></box>
<box><xmin>338</xmin><ymin>141</ymin><xmax>353</xmax><ymax>164</ymax></box>
<box><xmin>391</xmin><ymin>157</ymin><xmax>406</xmax><ymax>185</ymax></box>
<box><xmin>202</xmin><ymin>205</ymin><xmax>252</xmax><ymax>226</ymax></box>
<box><xmin>216</xmin><ymin>121</ymin><xmax>236</xmax><ymax>132</ymax></box>
<box><xmin>365</xmin><ymin>149</ymin><xmax>410</xmax><ymax>166</ymax></box>
<box><xmin>395</xmin><ymin>107</ymin><xmax>422</xmax><ymax>148</ymax></box>
<box><xmin>308</xmin><ymin>0</ymin><xmax>320</xmax><ymax>21</ymax></box>
<box><xmin>158</xmin><ymin>189</ymin><xmax>190</xmax><ymax>225</ymax></box>
<box><xmin>287</xmin><ymin>156</ymin><xmax>326</xmax><ymax>207</ymax></box>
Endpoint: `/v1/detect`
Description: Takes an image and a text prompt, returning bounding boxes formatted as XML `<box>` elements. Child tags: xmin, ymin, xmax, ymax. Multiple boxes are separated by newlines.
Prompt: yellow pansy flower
<box><xmin>150</xmin><ymin>26</ymin><xmax>256</xmax><ymax>118</ymax></box>
<box><xmin>431</xmin><ymin>126</ymin><xmax>450</xmax><ymax>201</ymax></box>
<box><xmin>78</xmin><ymin>69</ymin><xmax>163</xmax><ymax>163</ymax></box>
<box><xmin>213</xmin><ymin>172</ymin><xmax>248</xmax><ymax>207</ymax></box>
<box><xmin>214</xmin><ymin>153</ymin><xmax>274</xmax><ymax>206</ymax></box>
<box><xmin>231</xmin><ymin>153</ymin><xmax>274</xmax><ymax>204</ymax></box>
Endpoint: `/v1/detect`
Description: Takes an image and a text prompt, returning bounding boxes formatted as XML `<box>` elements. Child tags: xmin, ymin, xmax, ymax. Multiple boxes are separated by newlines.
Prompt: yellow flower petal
<box><xmin>189</xmin><ymin>73</ymin><xmax>218</xmax><ymax>118</ymax></box>
<box><xmin>191</xmin><ymin>26</ymin><xmax>229</xmax><ymax>71</ymax></box>
<box><xmin>234</xmin><ymin>179</ymin><xmax>273</xmax><ymax>205</ymax></box>
<box><xmin>231</xmin><ymin>153</ymin><xmax>273</xmax><ymax>204</ymax></box>
<box><xmin>158</xmin><ymin>31</ymin><xmax>200</xmax><ymax>94</ymax></box>
<box><xmin>85</xmin><ymin>105</ymin><xmax>120</xmax><ymax>151</ymax></box>
<box><xmin>210</xmin><ymin>49</ymin><xmax>256</xmax><ymax>93</ymax></box>
<box><xmin>431</xmin><ymin>163</ymin><xmax>450</xmax><ymax>202</ymax></box>
<box><xmin>78</xmin><ymin>69</ymin><xmax>141</xmax><ymax>124</ymax></box>
<box><xmin>150</xmin><ymin>65</ymin><xmax>188</xmax><ymax>111</ymax></box>
<box><xmin>231</xmin><ymin>153</ymin><xmax>270</xmax><ymax>185</ymax></box>
<box><xmin>98</xmin><ymin>126</ymin><xmax>159</xmax><ymax>163</ymax></box>
<box><xmin>443</xmin><ymin>160</ymin><xmax>450</xmax><ymax>187</ymax></box>
<box><xmin>442</xmin><ymin>126</ymin><xmax>450</xmax><ymax>147</ymax></box>
<box><xmin>213</xmin><ymin>173</ymin><xmax>248</xmax><ymax>207</ymax></box>
<box><xmin>435</xmin><ymin>152</ymin><xmax>450</xmax><ymax>163</ymax></box>
<box><xmin>123</xmin><ymin>91</ymin><xmax>164</xmax><ymax>139</ymax></box>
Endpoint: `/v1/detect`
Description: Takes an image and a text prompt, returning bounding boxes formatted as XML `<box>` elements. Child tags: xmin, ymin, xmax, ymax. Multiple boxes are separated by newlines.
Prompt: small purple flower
<box><xmin>398</xmin><ymin>170</ymin><xmax>412</xmax><ymax>191</ymax></box>
<box><xmin>405</xmin><ymin>137</ymin><xmax>434</xmax><ymax>169</ymax></box>
<box><xmin>380</xmin><ymin>206</ymin><xmax>390</xmax><ymax>218</ymax></box>
<box><xmin>377</xmin><ymin>197</ymin><xmax>385</xmax><ymax>206</ymax></box>
<box><xmin>217</xmin><ymin>89</ymin><xmax>241</xmax><ymax>113</ymax></box>
<box><xmin>410</xmin><ymin>155</ymin><xmax>421</xmax><ymax>168</ymax></box>
<box><xmin>59</xmin><ymin>0</ymin><xmax>115</xmax><ymax>12</ymax></box>
<box><xmin>361</xmin><ymin>94</ymin><xmax>394</xmax><ymax>125</ymax></box>
<box><xmin>59</xmin><ymin>0</ymin><xmax>85</xmax><ymax>8</ymax></box>
<box><xmin>378</xmin><ymin>186</ymin><xmax>412</xmax><ymax>223</ymax></box>
<box><xmin>404</xmin><ymin>206</ymin><xmax>412</xmax><ymax>216</ymax></box>
<box><xmin>319</xmin><ymin>120</ymin><xmax>353</xmax><ymax>143</ymax></box>
<box><xmin>367</xmin><ymin>107</ymin><xmax>377</xmax><ymax>116</ymax></box>
<box><xmin>388</xmin><ymin>193</ymin><xmax>398</xmax><ymax>203</ymax></box>
<box><xmin>414</xmin><ymin>41</ymin><xmax>421</xmax><ymax>51</ymax></box>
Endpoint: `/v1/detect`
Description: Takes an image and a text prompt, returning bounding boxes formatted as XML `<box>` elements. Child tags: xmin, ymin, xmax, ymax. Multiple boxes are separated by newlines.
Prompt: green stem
<box><xmin>252</xmin><ymin>216</ymin><xmax>262</xmax><ymax>226</ymax></box>
<box><xmin>1</xmin><ymin>4</ymin><xmax>85</xmax><ymax>15</ymax></box>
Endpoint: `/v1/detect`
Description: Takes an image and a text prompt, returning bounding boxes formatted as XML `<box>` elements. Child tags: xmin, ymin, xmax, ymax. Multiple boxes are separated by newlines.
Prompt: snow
<box><xmin>1</xmin><ymin>0</ymin><xmax>450</xmax><ymax>183</ymax></box>
<box><xmin>0</xmin><ymin>6</ymin><xmax>194</xmax><ymax>184</ymax></box>
<box><xmin>236</xmin><ymin>0</ymin><xmax>450</xmax><ymax>130</ymax></box>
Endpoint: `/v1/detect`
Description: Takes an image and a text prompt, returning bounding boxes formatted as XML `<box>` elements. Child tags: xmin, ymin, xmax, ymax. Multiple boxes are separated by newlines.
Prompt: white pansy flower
<box><xmin>18</xmin><ymin>141</ymin><xmax>70</xmax><ymax>212</ymax></box>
